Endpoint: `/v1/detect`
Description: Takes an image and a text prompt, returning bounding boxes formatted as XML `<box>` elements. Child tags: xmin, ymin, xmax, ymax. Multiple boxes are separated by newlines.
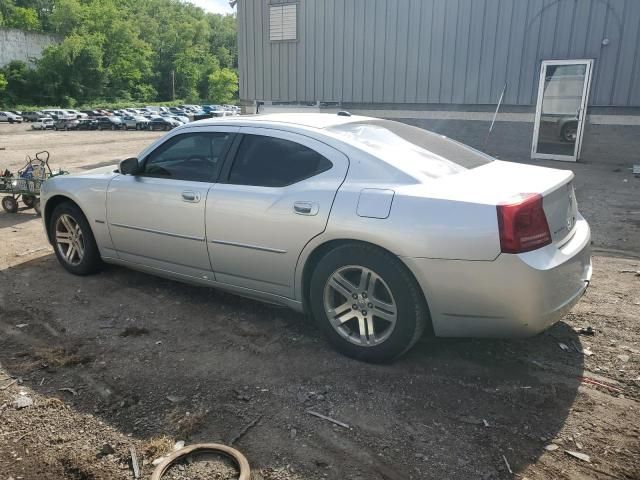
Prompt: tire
<box><xmin>561</xmin><ymin>122</ymin><xmax>578</xmax><ymax>142</ymax></box>
<box><xmin>309</xmin><ymin>243</ymin><xmax>428</xmax><ymax>362</ymax></box>
<box><xmin>111</xmin><ymin>125</ymin><xmax>116</xmax><ymax>131</ymax></box>
<box><xmin>22</xmin><ymin>194</ymin><xmax>36</xmax><ymax>208</ymax></box>
<box><xmin>2</xmin><ymin>196</ymin><xmax>18</xmax><ymax>213</ymax></box>
<box><xmin>49</xmin><ymin>202</ymin><xmax>102</xmax><ymax>275</ymax></box>
<box><xmin>33</xmin><ymin>199</ymin><xmax>41</xmax><ymax>216</ymax></box>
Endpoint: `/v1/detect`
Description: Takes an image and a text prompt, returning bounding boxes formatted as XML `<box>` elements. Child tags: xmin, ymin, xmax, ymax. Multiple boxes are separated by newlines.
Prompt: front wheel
<box><xmin>310</xmin><ymin>244</ymin><xmax>428</xmax><ymax>362</ymax></box>
<box><xmin>49</xmin><ymin>202</ymin><xmax>102</xmax><ymax>275</ymax></box>
<box><xmin>22</xmin><ymin>194</ymin><xmax>36</xmax><ymax>208</ymax></box>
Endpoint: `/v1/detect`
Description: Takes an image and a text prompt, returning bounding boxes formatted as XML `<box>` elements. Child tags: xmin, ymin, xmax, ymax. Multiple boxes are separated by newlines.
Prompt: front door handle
<box><xmin>293</xmin><ymin>201</ymin><xmax>319</xmax><ymax>216</ymax></box>
<box><xmin>182</xmin><ymin>191</ymin><xmax>200</xmax><ymax>202</ymax></box>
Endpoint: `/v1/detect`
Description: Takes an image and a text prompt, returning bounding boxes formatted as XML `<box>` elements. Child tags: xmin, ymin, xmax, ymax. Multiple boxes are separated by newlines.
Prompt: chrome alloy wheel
<box><xmin>323</xmin><ymin>265</ymin><xmax>397</xmax><ymax>347</ymax></box>
<box><xmin>55</xmin><ymin>214</ymin><xmax>85</xmax><ymax>266</ymax></box>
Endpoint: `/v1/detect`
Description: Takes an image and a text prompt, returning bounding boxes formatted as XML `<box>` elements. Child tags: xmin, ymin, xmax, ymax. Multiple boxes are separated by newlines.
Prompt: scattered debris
<box><xmin>13</xmin><ymin>396</ymin><xmax>33</xmax><ymax>409</ymax></box>
<box><xmin>617</xmin><ymin>354</ymin><xmax>630</xmax><ymax>363</ymax></box>
<box><xmin>130</xmin><ymin>446</ymin><xmax>140</xmax><ymax>479</ymax></box>
<box><xmin>229</xmin><ymin>415</ymin><xmax>262</xmax><ymax>445</ymax></box>
<box><xmin>155</xmin><ymin>340</ymin><xmax>163</xmax><ymax>345</ymax></box>
<box><xmin>545</xmin><ymin>444</ymin><xmax>559</xmax><ymax>451</ymax></box>
<box><xmin>579</xmin><ymin>376</ymin><xmax>623</xmax><ymax>394</ymax></box>
<box><xmin>582</xmin><ymin>347</ymin><xmax>594</xmax><ymax>356</ymax></box>
<box><xmin>173</xmin><ymin>441</ymin><xmax>185</xmax><ymax>451</ymax></box>
<box><xmin>558</xmin><ymin>343</ymin><xmax>570</xmax><ymax>352</ymax></box>
<box><xmin>120</xmin><ymin>326</ymin><xmax>150</xmax><ymax>337</ymax></box>
<box><xmin>619</xmin><ymin>269</ymin><xmax>640</xmax><ymax>276</ymax></box>
<box><xmin>0</xmin><ymin>379</ymin><xmax>18</xmax><ymax>390</ymax></box>
<box><xmin>98</xmin><ymin>443</ymin><xmax>115</xmax><ymax>457</ymax></box>
<box><xmin>575</xmin><ymin>326</ymin><xmax>595</xmax><ymax>336</ymax></box>
<box><xmin>482</xmin><ymin>419</ymin><xmax>489</xmax><ymax>428</ymax></box>
<box><xmin>166</xmin><ymin>395</ymin><xmax>185</xmax><ymax>403</ymax></box>
<box><xmin>502</xmin><ymin>454</ymin><xmax>513</xmax><ymax>474</ymax></box>
<box><xmin>15</xmin><ymin>324</ymin><xmax>29</xmax><ymax>329</ymax></box>
<box><xmin>565</xmin><ymin>450</ymin><xmax>591</xmax><ymax>463</ymax></box>
<box><xmin>58</xmin><ymin>387</ymin><xmax>78</xmax><ymax>396</ymax></box>
<box><xmin>307</xmin><ymin>410</ymin><xmax>350</xmax><ymax>429</ymax></box>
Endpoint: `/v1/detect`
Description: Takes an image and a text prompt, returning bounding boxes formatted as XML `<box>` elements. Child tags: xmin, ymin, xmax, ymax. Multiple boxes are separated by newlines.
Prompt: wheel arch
<box><xmin>299</xmin><ymin>238</ymin><xmax>434</xmax><ymax>335</ymax></box>
<box><xmin>44</xmin><ymin>195</ymin><xmax>88</xmax><ymax>244</ymax></box>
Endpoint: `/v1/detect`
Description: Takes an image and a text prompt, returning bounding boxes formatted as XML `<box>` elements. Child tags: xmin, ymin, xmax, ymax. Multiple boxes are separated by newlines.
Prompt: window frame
<box><xmin>138</xmin><ymin>131</ymin><xmax>237</xmax><ymax>183</ymax></box>
<box><xmin>219</xmin><ymin>133</ymin><xmax>334</xmax><ymax>188</ymax></box>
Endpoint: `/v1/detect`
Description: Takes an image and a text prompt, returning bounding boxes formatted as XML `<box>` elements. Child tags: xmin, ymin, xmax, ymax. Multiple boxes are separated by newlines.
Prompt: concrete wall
<box><xmin>0</xmin><ymin>28</ymin><xmax>59</xmax><ymax>67</ymax></box>
<box><xmin>237</xmin><ymin>0</ymin><xmax>640</xmax><ymax>107</ymax></box>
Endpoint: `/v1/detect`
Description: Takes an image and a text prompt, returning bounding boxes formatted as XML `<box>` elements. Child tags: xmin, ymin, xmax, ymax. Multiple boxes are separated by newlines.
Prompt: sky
<box><xmin>183</xmin><ymin>0</ymin><xmax>235</xmax><ymax>15</ymax></box>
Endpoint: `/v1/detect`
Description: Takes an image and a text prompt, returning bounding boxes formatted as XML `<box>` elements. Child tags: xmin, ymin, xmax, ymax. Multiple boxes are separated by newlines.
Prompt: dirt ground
<box><xmin>0</xmin><ymin>123</ymin><xmax>639</xmax><ymax>479</ymax></box>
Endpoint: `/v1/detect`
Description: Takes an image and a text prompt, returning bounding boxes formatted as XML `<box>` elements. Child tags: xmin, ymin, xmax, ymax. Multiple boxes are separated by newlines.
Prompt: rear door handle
<box><xmin>182</xmin><ymin>191</ymin><xmax>200</xmax><ymax>202</ymax></box>
<box><xmin>294</xmin><ymin>201</ymin><xmax>319</xmax><ymax>216</ymax></box>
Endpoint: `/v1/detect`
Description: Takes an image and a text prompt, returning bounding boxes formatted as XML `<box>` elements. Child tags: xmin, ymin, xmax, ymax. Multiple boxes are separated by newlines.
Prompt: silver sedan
<box><xmin>40</xmin><ymin>113</ymin><xmax>592</xmax><ymax>362</ymax></box>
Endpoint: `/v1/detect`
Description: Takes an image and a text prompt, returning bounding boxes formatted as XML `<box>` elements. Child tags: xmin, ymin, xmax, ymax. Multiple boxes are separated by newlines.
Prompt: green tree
<box><xmin>0</xmin><ymin>72</ymin><xmax>8</xmax><ymax>105</ymax></box>
<box><xmin>208</xmin><ymin>68</ymin><xmax>238</xmax><ymax>104</ymax></box>
<box><xmin>5</xmin><ymin>6</ymin><xmax>40</xmax><ymax>30</ymax></box>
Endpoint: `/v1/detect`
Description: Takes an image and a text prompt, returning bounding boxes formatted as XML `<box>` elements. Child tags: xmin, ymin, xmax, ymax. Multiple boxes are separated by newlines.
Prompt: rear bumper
<box><xmin>402</xmin><ymin>215</ymin><xmax>592</xmax><ymax>338</ymax></box>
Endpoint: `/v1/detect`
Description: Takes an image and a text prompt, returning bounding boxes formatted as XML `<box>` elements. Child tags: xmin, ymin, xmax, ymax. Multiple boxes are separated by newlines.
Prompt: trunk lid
<box><xmin>424</xmin><ymin>160</ymin><xmax>578</xmax><ymax>246</ymax></box>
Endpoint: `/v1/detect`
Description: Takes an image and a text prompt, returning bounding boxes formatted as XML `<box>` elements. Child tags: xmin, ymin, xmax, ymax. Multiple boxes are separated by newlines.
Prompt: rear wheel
<box><xmin>49</xmin><ymin>202</ymin><xmax>102</xmax><ymax>275</ymax></box>
<box><xmin>2</xmin><ymin>196</ymin><xmax>18</xmax><ymax>213</ymax></box>
<box><xmin>310</xmin><ymin>244</ymin><xmax>428</xmax><ymax>362</ymax></box>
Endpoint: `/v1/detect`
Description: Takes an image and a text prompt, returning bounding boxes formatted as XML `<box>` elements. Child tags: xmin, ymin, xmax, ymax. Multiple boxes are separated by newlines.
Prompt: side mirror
<box><xmin>119</xmin><ymin>157</ymin><xmax>139</xmax><ymax>175</ymax></box>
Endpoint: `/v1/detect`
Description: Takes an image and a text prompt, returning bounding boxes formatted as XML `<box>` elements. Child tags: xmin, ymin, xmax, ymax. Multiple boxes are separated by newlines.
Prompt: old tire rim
<box><xmin>323</xmin><ymin>265</ymin><xmax>397</xmax><ymax>347</ymax></box>
<box><xmin>55</xmin><ymin>214</ymin><xmax>85</xmax><ymax>266</ymax></box>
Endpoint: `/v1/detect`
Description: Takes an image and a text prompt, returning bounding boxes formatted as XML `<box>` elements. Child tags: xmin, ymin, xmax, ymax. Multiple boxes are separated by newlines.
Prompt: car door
<box><xmin>106</xmin><ymin>129</ymin><xmax>237</xmax><ymax>279</ymax></box>
<box><xmin>206</xmin><ymin>127</ymin><xmax>349</xmax><ymax>298</ymax></box>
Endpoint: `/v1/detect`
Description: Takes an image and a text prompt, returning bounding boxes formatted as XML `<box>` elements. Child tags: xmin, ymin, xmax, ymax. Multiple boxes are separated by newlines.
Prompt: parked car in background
<box><xmin>96</xmin><ymin>116</ymin><xmax>123</xmax><ymax>130</ymax></box>
<box><xmin>223</xmin><ymin>105</ymin><xmax>239</xmax><ymax>116</ymax></box>
<box><xmin>122</xmin><ymin>115</ymin><xmax>150</xmax><ymax>130</ymax></box>
<box><xmin>205</xmin><ymin>105</ymin><xmax>227</xmax><ymax>117</ymax></box>
<box><xmin>148</xmin><ymin>116</ymin><xmax>179</xmax><ymax>130</ymax></box>
<box><xmin>40</xmin><ymin>113</ymin><xmax>591</xmax><ymax>362</ymax></box>
<box><xmin>22</xmin><ymin>111</ymin><xmax>46</xmax><ymax>122</ymax></box>
<box><xmin>66</xmin><ymin>109</ymin><xmax>88</xmax><ymax>119</ymax></box>
<box><xmin>77</xmin><ymin>118</ymin><xmax>99</xmax><ymax>130</ymax></box>
<box><xmin>54</xmin><ymin>119</ymin><xmax>80</xmax><ymax>130</ymax></box>
<box><xmin>42</xmin><ymin>109</ymin><xmax>75</xmax><ymax>120</ymax></box>
<box><xmin>169</xmin><ymin>114</ymin><xmax>189</xmax><ymax>124</ymax></box>
<box><xmin>81</xmin><ymin>110</ymin><xmax>101</xmax><ymax>118</ymax></box>
<box><xmin>0</xmin><ymin>111</ymin><xmax>23</xmax><ymax>123</ymax></box>
<box><xmin>31</xmin><ymin>117</ymin><xmax>55</xmax><ymax>130</ymax></box>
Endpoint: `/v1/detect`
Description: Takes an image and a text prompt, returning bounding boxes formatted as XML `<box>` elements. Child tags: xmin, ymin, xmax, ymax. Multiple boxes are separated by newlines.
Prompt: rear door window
<box><xmin>227</xmin><ymin>134</ymin><xmax>333</xmax><ymax>187</ymax></box>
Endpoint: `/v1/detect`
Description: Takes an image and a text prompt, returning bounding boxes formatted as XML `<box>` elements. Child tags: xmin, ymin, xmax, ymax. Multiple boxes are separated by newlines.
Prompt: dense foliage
<box><xmin>0</xmin><ymin>0</ymin><xmax>238</xmax><ymax>107</ymax></box>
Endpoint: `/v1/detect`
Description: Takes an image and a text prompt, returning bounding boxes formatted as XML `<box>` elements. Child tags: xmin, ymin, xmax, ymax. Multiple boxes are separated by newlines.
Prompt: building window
<box><xmin>269</xmin><ymin>4</ymin><xmax>297</xmax><ymax>41</ymax></box>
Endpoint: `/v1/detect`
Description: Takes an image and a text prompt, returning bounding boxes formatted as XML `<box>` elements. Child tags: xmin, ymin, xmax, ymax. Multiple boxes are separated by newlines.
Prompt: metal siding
<box><xmin>612</xmin><ymin>0</ymin><xmax>639</xmax><ymax>105</ymax></box>
<box><xmin>405</xmin><ymin>0</ymin><xmax>422</xmax><ymax>103</ymax></box>
<box><xmin>415</xmin><ymin>0</ymin><xmax>432</xmax><ymax>102</ymax></box>
<box><xmin>382</xmin><ymin>0</ymin><xmax>398</xmax><ymax>103</ymax></box>
<box><xmin>323</xmin><ymin>0</ymin><xmax>335</xmax><ymax>100</ymax></box>
<box><xmin>453</xmin><ymin>0</ymin><xmax>472</xmax><ymax>104</ymax></box>
<box><xmin>352</xmin><ymin>0</ymin><xmax>366</xmax><ymax>103</ymax></box>
<box><xmin>372</xmin><ymin>0</ymin><xmax>386</xmax><ymax>101</ymax></box>
<box><xmin>394</xmin><ymin>0</ymin><xmax>410</xmax><ymax>102</ymax></box>
<box><xmin>477</xmin><ymin>0</ymin><xmax>498</xmax><ymax>103</ymax></box>
<box><xmin>239</xmin><ymin>0</ymin><xmax>640</xmax><ymax>107</ymax></box>
<box><xmin>362</xmin><ymin>1</ymin><xmax>376</xmax><ymax>102</ymax></box>
<box><xmin>427</xmin><ymin>0</ymin><xmax>446</xmax><ymax>102</ymax></box>
<box><xmin>343</xmin><ymin>0</ymin><xmax>355</xmax><ymax>101</ymax></box>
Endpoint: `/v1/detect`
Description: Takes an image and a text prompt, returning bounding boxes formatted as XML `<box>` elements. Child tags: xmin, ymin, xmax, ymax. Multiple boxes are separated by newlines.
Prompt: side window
<box><xmin>142</xmin><ymin>132</ymin><xmax>234</xmax><ymax>182</ymax></box>
<box><xmin>228</xmin><ymin>134</ymin><xmax>332</xmax><ymax>187</ymax></box>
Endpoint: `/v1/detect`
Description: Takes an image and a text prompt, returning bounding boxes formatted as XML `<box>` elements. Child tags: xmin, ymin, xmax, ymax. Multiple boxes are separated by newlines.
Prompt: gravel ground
<box><xmin>0</xmin><ymin>122</ymin><xmax>639</xmax><ymax>479</ymax></box>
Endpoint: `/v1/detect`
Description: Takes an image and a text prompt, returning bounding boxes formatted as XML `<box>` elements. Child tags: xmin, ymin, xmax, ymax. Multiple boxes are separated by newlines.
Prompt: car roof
<box><xmin>189</xmin><ymin>112</ymin><xmax>370</xmax><ymax>131</ymax></box>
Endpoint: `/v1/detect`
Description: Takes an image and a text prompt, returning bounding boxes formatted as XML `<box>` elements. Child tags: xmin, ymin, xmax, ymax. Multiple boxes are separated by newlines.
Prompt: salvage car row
<box><xmin>0</xmin><ymin>104</ymin><xmax>241</xmax><ymax>131</ymax></box>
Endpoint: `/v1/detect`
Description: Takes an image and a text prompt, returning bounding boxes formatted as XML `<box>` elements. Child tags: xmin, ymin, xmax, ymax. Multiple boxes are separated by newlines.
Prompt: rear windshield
<box><xmin>326</xmin><ymin>119</ymin><xmax>493</xmax><ymax>179</ymax></box>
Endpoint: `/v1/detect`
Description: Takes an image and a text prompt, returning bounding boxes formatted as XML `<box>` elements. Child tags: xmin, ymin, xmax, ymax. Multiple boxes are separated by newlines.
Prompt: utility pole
<box><xmin>171</xmin><ymin>70</ymin><xmax>176</xmax><ymax>101</ymax></box>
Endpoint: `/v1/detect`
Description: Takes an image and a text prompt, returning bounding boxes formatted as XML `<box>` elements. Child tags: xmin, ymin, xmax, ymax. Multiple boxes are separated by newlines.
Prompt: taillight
<box><xmin>497</xmin><ymin>193</ymin><xmax>551</xmax><ymax>253</ymax></box>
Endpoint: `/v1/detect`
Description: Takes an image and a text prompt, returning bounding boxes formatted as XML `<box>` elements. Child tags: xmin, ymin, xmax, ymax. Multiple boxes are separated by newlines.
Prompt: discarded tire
<box><xmin>150</xmin><ymin>443</ymin><xmax>250</xmax><ymax>480</ymax></box>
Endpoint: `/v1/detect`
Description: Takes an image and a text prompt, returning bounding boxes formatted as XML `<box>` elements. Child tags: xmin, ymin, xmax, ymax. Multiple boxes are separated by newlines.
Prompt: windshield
<box><xmin>327</xmin><ymin>119</ymin><xmax>493</xmax><ymax>179</ymax></box>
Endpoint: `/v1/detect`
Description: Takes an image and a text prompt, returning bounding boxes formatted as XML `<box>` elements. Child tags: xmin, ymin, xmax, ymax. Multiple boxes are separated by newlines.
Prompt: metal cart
<box><xmin>1</xmin><ymin>151</ymin><xmax>66</xmax><ymax>215</ymax></box>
